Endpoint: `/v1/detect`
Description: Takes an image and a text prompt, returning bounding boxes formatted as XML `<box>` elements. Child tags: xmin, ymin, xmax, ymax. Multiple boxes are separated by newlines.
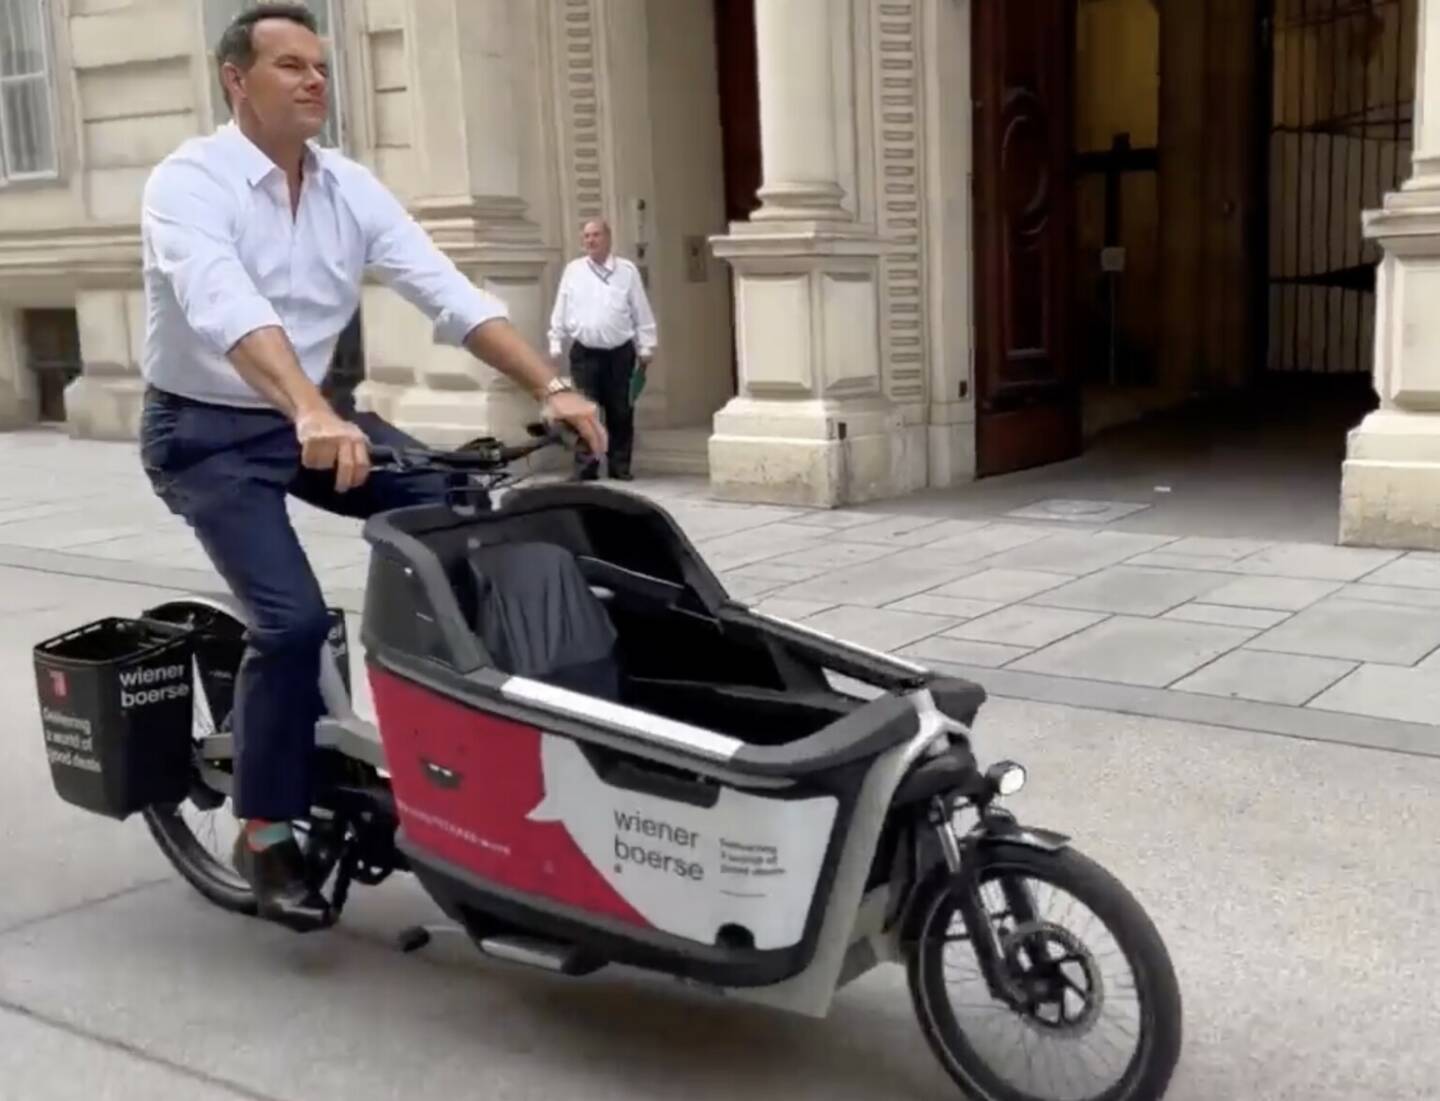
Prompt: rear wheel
<box><xmin>140</xmin><ymin>600</ymin><xmax>256</xmax><ymax>916</ymax></box>
<box><xmin>908</xmin><ymin>843</ymin><xmax>1181</xmax><ymax>1101</ymax></box>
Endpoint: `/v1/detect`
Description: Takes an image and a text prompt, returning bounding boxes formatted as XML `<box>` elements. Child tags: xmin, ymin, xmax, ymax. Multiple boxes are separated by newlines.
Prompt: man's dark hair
<box><xmin>215</xmin><ymin>3</ymin><xmax>319</xmax><ymax>109</ymax></box>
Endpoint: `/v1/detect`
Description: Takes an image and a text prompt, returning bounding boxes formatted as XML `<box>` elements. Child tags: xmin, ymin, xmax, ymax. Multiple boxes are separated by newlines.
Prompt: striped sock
<box><xmin>244</xmin><ymin>822</ymin><xmax>293</xmax><ymax>852</ymax></box>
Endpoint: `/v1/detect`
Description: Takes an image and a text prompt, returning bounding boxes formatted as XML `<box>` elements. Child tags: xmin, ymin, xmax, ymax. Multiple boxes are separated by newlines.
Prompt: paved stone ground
<box><xmin>5</xmin><ymin>429</ymin><xmax>1440</xmax><ymax>1098</ymax></box>
<box><xmin>1</xmin><ymin>429</ymin><xmax>1435</xmax><ymax>753</ymax></box>
<box><xmin>4</xmin><ymin>572</ymin><xmax>1440</xmax><ymax>1100</ymax></box>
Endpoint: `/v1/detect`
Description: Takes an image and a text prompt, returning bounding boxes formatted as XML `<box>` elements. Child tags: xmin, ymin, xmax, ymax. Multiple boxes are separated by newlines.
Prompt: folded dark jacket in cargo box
<box><xmin>466</xmin><ymin>541</ymin><xmax>621</xmax><ymax>700</ymax></box>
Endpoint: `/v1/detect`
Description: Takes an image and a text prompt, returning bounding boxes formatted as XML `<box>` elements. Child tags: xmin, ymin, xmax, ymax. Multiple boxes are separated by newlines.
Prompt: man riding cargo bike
<box><xmin>137</xmin><ymin>2</ymin><xmax>603</xmax><ymax>930</ymax></box>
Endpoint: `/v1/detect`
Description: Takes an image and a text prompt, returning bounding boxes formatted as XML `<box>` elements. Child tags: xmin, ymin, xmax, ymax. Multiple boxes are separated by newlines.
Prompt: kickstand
<box><xmin>396</xmin><ymin>923</ymin><xmax>468</xmax><ymax>953</ymax></box>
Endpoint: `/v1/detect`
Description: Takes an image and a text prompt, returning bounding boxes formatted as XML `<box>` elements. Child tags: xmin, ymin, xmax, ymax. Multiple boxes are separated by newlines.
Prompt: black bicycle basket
<box><xmin>33</xmin><ymin>617</ymin><xmax>197</xmax><ymax>820</ymax></box>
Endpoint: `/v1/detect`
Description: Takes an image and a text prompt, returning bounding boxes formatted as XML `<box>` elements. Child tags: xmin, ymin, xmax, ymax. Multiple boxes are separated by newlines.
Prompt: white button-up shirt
<box><xmin>546</xmin><ymin>255</ymin><xmax>658</xmax><ymax>359</ymax></box>
<box><xmin>140</xmin><ymin>123</ymin><xmax>508</xmax><ymax>408</ymax></box>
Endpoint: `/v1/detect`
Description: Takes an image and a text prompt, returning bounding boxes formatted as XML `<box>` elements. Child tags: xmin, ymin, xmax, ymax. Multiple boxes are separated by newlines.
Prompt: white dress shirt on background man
<box><xmin>547</xmin><ymin>253</ymin><xmax>658</xmax><ymax>361</ymax></box>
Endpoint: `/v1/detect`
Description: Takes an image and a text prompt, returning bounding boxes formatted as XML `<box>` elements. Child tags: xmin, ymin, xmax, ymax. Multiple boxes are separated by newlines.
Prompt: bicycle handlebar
<box><xmin>370</xmin><ymin>421</ymin><xmax>570</xmax><ymax>473</ymax></box>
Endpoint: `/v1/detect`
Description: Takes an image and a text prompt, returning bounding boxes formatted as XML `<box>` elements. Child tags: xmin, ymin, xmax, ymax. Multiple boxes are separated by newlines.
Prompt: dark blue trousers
<box><xmin>139</xmin><ymin>388</ymin><xmax>449</xmax><ymax>821</ymax></box>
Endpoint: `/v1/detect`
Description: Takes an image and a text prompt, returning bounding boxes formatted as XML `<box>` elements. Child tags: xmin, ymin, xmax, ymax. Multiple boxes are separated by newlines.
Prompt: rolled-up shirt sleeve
<box><xmin>351</xmin><ymin>167</ymin><xmax>509</xmax><ymax>345</ymax></box>
<box><xmin>141</xmin><ymin>157</ymin><xmax>283</xmax><ymax>355</ymax></box>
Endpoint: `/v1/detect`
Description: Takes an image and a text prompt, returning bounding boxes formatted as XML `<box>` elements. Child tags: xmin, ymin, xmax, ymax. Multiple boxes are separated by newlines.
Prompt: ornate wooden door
<box><xmin>972</xmin><ymin>0</ymin><xmax>1081</xmax><ymax>476</ymax></box>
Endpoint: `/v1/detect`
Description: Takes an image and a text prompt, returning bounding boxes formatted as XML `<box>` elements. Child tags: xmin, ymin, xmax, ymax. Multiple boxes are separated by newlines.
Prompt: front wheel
<box><xmin>908</xmin><ymin>842</ymin><xmax>1181</xmax><ymax>1101</ymax></box>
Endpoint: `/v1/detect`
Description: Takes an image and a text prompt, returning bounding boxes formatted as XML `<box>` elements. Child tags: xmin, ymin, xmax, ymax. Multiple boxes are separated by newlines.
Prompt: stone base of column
<box><xmin>1340</xmin><ymin>408</ymin><xmax>1440</xmax><ymax>550</ymax></box>
<box><xmin>0</xmin><ymin>380</ymin><xmax>37</xmax><ymax>429</ymax></box>
<box><xmin>708</xmin><ymin>224</ymin><xmax>920</xmax><ymax>508</ymax></box>
<box><xmin>708</xmin><ymin>396</ymin><xmax>917</xmax><ymax>507</ymax></box>
<box><xmin>0</xmin><ymin>309</ymin><xmax>37</xmax><ymax>429</ymax></box>
<box><xmin>64</xmin><ymin>374</ymin><xmax>144</xmax><ymax>441</ymax></box>
<box><xmin>926</xmin><ymin>409</ymin><xmax>978</xmax><ymax>489</ymax></box>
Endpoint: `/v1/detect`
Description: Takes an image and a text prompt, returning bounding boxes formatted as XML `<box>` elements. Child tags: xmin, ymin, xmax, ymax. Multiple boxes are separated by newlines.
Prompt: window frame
<box><xmin>0</xmin><ymin>0</ymin><xmax>61</xmax><ymax>187</ymax></box>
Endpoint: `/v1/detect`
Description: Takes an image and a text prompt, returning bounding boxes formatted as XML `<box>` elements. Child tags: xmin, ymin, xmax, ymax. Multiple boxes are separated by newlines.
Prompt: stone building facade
<box><xmin>0</xmin><ymin>0</ymin><xmax>1435</xmax><ymax>548</ymax></box>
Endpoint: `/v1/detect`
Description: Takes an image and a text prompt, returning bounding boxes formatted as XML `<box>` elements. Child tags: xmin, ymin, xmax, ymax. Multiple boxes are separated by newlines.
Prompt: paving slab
<box><xmin>716</xmin><ymin>572</ymin><xmax>785</xmax><ymax>601</ymax></box>
<box><xmin>1162</xmin><ymin>603</ymin><xmax>1293</xmax><ymax>629</ymax></box>
<box><xmin>754</xmin><ymin>540</ymin><xmax>896</xmax><ymax>571</ymax></box>
<box><xmin>785</xmin><ymin>509</ymin><xmax>890</xmax><ymax>530</ymax></box>
<box><xmin>1233</xmin><ymin>544</ymin><xmax>1401</xmax><ymax>582</ymax></box>
<box><xmin>928</xmin><ymin>568</ymin><xmax>1071</xmax><ymax>604</ymax></box>
<box><xmin>1031</xmin><ymin>566</ymin><xmax>1234</xmax><ymax>616</ymax></box>
<box><xmin>977</xmin><ymin>530</ymin><xmax>1175</xmax><ymax>575</ymax></box>
<box><xmin>1010</xmin><ymin>616</ymin><xmax>1256</xmax><ymax>688</ymax></box>
<box><xmin>913</xmin><ymin>522</ymin><xmax>1066</xmax><ymax>562</ymax></box>
<box><xmin>693</xmin><ymin>522</ymin><xmax>830</xmax><ymax>570</ymax></box>
<box><xmin>1125</xmin><ymin>550</ymin><xmax>1249</xmax><ymax>572</ymax></box>
<box><xmin>659</xmin><ymin>501</ymin><xmax>800</xmax><ymax>540</ymax></box>
<box><xmin>897</xmin><ymin>635</ymin><xmax>1032</xmax><ymax>668</ymax></box>
<box><xmin>1341</xmin><ymin>583</ymin><xmax>1440</xmax><ymax>609</ymax></box>
<box><xmin>797</xmin><ymin>605</ymin><xmax>958</xmax><ymax>653</ymax></box>
<box><xmin>882</xmin><ymin>593</ymin><xmax>1006</xmax><ymax>620</ymax></box>
<box><xmin>721</xmin><ymin>559</ymin><xmax>829</xmax><ymax>584</ymax></box>
<box><xmin>0</xmin><ymin>520</ymin><xmax>152</xmax><ymax>551</ymax></box>
<box><xmin>1246</xmin><ymin>599</ymin><xmax>1440</xmax><ymax>666</ymax></box>
<box><xmin>1172</xmin><ymin>651</ymin><xmax>1356</xmax><ymax>707</ymax></box>
<box><xmin>1362</xmin><ymin>553</ymin><xmax>1440</xmax><ymax>591</ymax></box>
<box><xmin>1161</xmin><ymin>536</ymin><xmax>1274</xmax><ymax>560</ymax></box>
<box><xmin>752</xmin><ymin>597</ymin><xmax>834</xmax><ymax>621</ymax></box>
<box><xmin>944</xmin><ymin>605</ymin><xmax>1108</xmax><ymax>648</ymax></box>
<box><xmin>829</xmin><ymin>515</ymin><xmax>981</xmax><ymax>546</ymax></box>
<box><xmin>768</xmin><ymin>557</ymin><xmax>981</xmax><ymax>608</ymax></box>
<box><xmin>64</xmin><ymin>534</ymin><xmax>217</xmax><ymax>572</ymax></box>
<box><xmin>0</xmin><ymin>1003</ymin><xmax>251</xmax><ymax>1101</ymax></box>
<box><xmin>1308</xmin><ymin>665</ymin><xmax>1440</xmax><ymax>726</ymax></box>
<box><xmin>1199</xmin><ymin>575</ymin><xmax>1344</xmax><ymax>612</ymax></box>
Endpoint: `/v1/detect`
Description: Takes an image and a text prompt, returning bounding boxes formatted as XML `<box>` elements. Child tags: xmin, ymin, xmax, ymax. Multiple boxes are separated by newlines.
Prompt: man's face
<box><xmin>582</xmin><ymin>222</ymin><xmax>610</xmax><ymax>260</ymax></box>
<box><xmin>224</xmin><ymin>18</ymin><xmax>330</xmax><ymax>143</ymax></box>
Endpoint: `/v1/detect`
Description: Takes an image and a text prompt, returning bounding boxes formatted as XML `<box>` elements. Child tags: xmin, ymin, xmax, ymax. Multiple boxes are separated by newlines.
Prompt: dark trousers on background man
<box><xmin>569</xmin><ymin>339</ymin><xmax>636</xmax><ymax>479</ymax></box>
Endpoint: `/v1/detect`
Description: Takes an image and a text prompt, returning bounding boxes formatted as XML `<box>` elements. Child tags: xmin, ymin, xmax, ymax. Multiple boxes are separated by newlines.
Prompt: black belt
<box><xmin>571</xmin><ymin>339</ymin><xmax>634</xmax><ymax>355</ymax></box>
<box><xmin>145</xmin><ymin>385</ymin><xmax>278</xmax><ymax>415</ymax></box>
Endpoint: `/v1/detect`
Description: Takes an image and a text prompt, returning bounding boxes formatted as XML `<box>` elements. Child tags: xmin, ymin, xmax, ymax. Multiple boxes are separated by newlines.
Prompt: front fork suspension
<box><xmin>929</xmin><ymin>795</ymin><xmax>1039</xmax><ymax>1007</ymax></box>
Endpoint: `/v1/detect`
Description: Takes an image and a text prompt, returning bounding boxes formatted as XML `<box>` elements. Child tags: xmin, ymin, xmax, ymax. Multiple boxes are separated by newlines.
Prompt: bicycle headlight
<box><xmin>986</xmin><ymin>761</ymin><xmax>1027</xmax><ymax>797</ymax></box>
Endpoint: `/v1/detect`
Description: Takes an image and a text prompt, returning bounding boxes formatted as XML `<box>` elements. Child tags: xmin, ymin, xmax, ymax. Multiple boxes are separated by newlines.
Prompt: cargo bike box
<box><xmin>360</xmin><ymin>483</ymin><xmax>988</xmax><ymax>988</ymax></box>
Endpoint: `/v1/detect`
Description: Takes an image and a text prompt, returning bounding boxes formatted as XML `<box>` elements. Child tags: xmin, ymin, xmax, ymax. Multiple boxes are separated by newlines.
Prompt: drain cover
<box><xmin>1005</xmin><ymin>499</ymin><xmax>1150</xmax><ymax>523</ymax></box>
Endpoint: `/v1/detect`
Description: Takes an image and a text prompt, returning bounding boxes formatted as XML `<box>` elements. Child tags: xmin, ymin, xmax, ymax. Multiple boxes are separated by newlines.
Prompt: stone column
<box><xmin>1408</xmin><ymin>0</ymin><xmax>1440</xmax><ymax>189</ymax></box>
<box><xmin>708</xmin><ymin>1</ymin><xmax>906</xmax><ymax>508</ymax></box>
<box><xmin>749</xmin><ymin>0</ymin><xmax>847</xmax><ymax>222</ymax></box>
<box><xmin>66</xmin><ymin>288</ymin><xmax>147</xmax><ymax>441</ymax></box>
<box><xmin>357</xmin><ymin>0</ymin><xmax>559</xmax><ymax>448</ymax></box>
<box><xmin>1340</xmin><ymin>0</ymin><xmax>1440</xmax><ymax>549</ymax></box>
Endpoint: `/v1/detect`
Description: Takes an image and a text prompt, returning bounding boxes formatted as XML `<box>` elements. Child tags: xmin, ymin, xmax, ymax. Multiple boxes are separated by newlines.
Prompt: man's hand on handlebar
<box><xmin>541</xmin><ymin>389</ymin><xmax>607</xmax><ymax>457</ymax></box>
<box><xmin>297</xmin><ymin>405</ymin><xmax>371</xmax><ymax>492</ymax></box>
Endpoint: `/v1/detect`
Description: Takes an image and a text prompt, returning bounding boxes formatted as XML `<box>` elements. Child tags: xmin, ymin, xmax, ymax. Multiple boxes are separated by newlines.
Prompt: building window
<box><xmin>0</xmin><ymin>0</ymin><xmax>58</xmax><ymax>183</ymax></box>
<box><xmin>203</xmin><ymin>0</ymin><xmax>345</xmax><ymax>148</ymax></box>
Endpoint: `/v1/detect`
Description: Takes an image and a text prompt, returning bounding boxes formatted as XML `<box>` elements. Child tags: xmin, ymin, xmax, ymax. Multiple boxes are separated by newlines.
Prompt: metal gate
<box><xmin>1266</xmin><ymin>0</ymin><xmax>1416</xmax><ymax>375</ymax></box>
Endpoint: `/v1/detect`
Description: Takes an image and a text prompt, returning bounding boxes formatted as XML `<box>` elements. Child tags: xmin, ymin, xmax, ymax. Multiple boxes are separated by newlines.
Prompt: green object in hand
<box><xmin>629</xmin><ymin>366</ymin><xmax>647</xmax><ymax>406</ymax></box>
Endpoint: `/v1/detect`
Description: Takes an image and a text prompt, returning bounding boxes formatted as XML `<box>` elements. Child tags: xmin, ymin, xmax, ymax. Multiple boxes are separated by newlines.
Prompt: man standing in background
<box><xmin>547</xmin><ymin>219</ymin><xmax>658</xmax><ymax>481</ymax></box>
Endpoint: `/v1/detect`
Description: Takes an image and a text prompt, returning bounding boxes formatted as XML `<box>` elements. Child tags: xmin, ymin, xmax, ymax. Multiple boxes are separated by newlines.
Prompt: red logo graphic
<box><xmin>48</xmin><ymin>670</ymin><xmax>67</xmax><ymax>700</ymax></box>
